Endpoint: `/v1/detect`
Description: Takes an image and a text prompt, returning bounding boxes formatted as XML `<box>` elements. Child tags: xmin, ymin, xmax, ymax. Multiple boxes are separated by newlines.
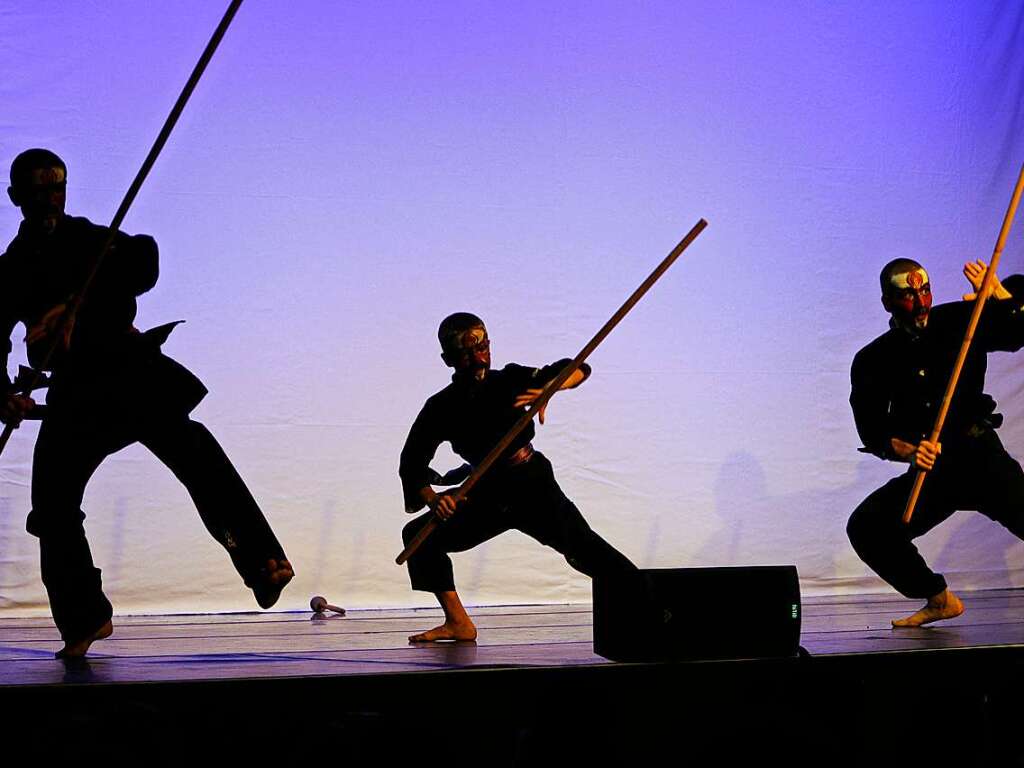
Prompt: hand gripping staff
<box><xmin>396</xmin><ymin>218</ymin><xmax>708</xmax><ymax>565</ymax></box>
<box><xmin>903</xmin><ymin>163</ymin><xmax>1024</xmax><ymax>524</ymax></box>
<box><xmin>0</xmin><ymin>0</ymin><xmax>245</xmax><ymax>458</ymax></box>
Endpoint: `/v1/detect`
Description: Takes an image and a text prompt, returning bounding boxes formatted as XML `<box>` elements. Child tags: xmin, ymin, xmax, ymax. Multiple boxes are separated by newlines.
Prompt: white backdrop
<box><xmin>2</xmin><ymin>1</ymin><xmax>1024</xmax><ymax>614</ymax></box>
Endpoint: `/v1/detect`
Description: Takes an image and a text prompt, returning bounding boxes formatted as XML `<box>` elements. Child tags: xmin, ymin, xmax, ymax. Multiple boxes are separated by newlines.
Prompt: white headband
<box><xmin>889</xmin><ymin>266</ymin><xmax>929</xmax><ymax>291</ymax></box>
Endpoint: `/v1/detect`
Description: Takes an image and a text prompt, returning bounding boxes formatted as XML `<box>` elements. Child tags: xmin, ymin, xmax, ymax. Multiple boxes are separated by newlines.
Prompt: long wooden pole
<box><xmin>0</xmin><ymin>0</ymin><xmax>245</xmax><ymax>457</ymax></box>
<box><xmin>903</xmin><ymin>162</ymin><xmax>1024</xmax><ymax>524</ymax></box>
<box><xmin>396</xmin><ymin>218</ymin><xmax>708</xmax><ymax>565</ymax></box>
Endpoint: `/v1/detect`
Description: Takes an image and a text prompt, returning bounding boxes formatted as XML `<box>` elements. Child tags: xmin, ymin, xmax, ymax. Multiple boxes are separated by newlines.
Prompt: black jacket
<box><xmin>0</xmin><ymin>215</ymin><xmax>206</xmax><ymax>418</ymax></box>
<box><xmin>850</xmin><ymin>275</ymin><xmax>1024</xmax><ymax>459</ymax></box>
<box><xmin>399</xmin><ymin>359</ymin><xmax>586</xmax><ymax>510</ymax></box>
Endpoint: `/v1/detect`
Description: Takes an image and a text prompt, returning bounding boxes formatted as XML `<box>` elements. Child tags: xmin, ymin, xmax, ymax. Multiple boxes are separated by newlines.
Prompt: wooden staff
<box><xmin>0</xmin><ymin>0</ymin><xmax>245</xmax><ymax>457</ymax></box>
<box><xmin>903</xmin><ymin>162</ymin><xmax>1024</xmax><ymax>524</ymax></box>
<box><xmin>396</xmin><ymin>218</ymin><xmax>708</xmax><ymax>565</ymax></box>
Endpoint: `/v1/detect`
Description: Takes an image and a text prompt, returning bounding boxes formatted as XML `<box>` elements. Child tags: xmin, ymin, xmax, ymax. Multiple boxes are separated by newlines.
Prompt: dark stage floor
<box><xmin>4</xmin><ymin>590</ymin><xmax>1024</xmax><ymax>766</ymax></box>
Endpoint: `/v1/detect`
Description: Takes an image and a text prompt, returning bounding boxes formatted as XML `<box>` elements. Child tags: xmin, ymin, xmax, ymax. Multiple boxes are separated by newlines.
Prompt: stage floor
<box><xmin>2</xmin><ymin>588</ymin><xmax>1024</xmax><ymax>686</ymax></box>
<box><xmin>4</xmin><ymin>590</ymin><xmax>1024</xmax><ymax>765</ymax></box>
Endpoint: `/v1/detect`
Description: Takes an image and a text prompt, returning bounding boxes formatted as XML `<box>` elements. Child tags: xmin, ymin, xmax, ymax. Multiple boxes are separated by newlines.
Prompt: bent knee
<box><xmin>845</xmin><ymin>510</ymin><xmax>861</xmax><ymax>540</ymax></box>
<box><xmin>846</xmin><ymin>505</ymin><xmax>876</xmax><ymax>546</ymax></box>
<box><xmin>402</xmin><ymin>517</ymin><xmax>429</xmax><ymax>546</ymax></box>
<box><xmin>847</xmin><ymin>502</ymin><xmax>905</xmax><ymax>551</ymax></box>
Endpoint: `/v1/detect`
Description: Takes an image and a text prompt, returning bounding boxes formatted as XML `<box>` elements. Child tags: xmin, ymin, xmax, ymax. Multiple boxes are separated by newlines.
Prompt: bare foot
<box><xmin>56</xmin><ymin>619</ymin><xmax>113</xmax><ymax>659</ymax></box>
<box><xmin>409</xmin><ymin>620</ymin><xmax>478</xmax><ymax>643</ymax></box>
<box><xmin>253</xmin><ymin>558</ymin><xmax>294</xmax><ymax>609</ymax></box>
<box><xmin>892</xmin><ymin>589</ymin><xmax>964</xmax><ymax>628</ymax></box>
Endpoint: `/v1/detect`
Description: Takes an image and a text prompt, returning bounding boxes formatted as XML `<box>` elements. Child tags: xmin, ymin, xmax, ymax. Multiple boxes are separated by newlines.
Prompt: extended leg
<box><xmin>512</xmin><ymin>455</ymin><xmax>637</xmax><ymax>580</ymax></box>
<box><xmin>139</xmin><ymin>417</ymin><xmax>292</xmax><ymax>608</ymax></box>
<box><xmin>972</xmin><ymin>433</ymin><xmax>1024</xmax><ymax>540</ymax></box>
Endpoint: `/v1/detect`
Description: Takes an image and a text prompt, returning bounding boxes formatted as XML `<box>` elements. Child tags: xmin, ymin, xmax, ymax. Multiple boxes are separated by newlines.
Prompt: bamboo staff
<box><xmin>0</xmin><ymin>0</ymin><xmax>245</xmax><ymax>458</ymax></box>
<box><xmin>396</xmin><ymin>218</ymin><xmax>708</xmax><ymax>565</ymax></box>
<box><xmin>903</xmin><ymin>162</ymin><xmax>1024</xmax><ymax>524</ymax></box>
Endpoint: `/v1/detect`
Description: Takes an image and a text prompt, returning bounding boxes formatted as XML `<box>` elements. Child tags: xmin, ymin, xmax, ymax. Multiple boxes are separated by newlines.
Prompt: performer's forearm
<box><xmin>890</xmin><ymin>436</ymin><xmax>940</xmax><ymax>471</ymax></box>
<box><xmin>890</xmin><ymin>437</ymin><xmax>916</xmax><ymax>462</ymax></box>
<box><xmin>560</xmin><ymin>363</ymin><xmax>591</xmax><ymax>389</ymax></box>
<box><xmin>418</xmin><ymin>485</ymin><xmax>438</xmax><ymax>509</ymax></box>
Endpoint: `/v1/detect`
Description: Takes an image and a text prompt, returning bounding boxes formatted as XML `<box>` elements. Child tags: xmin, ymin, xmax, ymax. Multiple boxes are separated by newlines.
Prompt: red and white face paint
<box><xmin>453</xmin><ymin>326</ymin><xmax>487</xmax><ymax>351</ymax></box>
<box><xmin>447</xmin><ymin>325</ymin><xmax>491</xmax><ymax>374</ymax></box>
<box><xmin>886</xmin><ymin>266</ymin><xmax>932</xmax><ymax>330</ymax></box>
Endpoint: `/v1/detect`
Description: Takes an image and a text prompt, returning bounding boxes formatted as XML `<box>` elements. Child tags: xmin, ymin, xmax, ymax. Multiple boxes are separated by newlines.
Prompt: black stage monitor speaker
<box><xmin>593</xmin><ymin>566</ymin><xmax>801</xmax><ymax>662</ymax></box>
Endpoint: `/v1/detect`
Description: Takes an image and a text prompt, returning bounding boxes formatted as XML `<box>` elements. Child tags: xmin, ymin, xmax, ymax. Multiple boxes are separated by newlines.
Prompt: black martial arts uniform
<box><xmin>0</xmin><ymin>215</ymin><xmax>288</xmax><ymax>644</ymax></box>
<box><xmin>847</xmin><ymin>276</ymin><xmax>1024</xmax><ymax>598</ymax></box>
<box><xmin>398</xmin><ymin>360</ymin><xmax>636</xmax><ymax>593</ymax></box>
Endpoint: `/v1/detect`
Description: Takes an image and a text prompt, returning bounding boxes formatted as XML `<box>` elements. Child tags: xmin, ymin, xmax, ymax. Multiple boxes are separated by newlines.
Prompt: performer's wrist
<box><xmin>889</xmin><ymin>437</ymin><xmax>916</xmax><ymax>462</ymax></box>
<box><xmin>419</xmin><ymin>486</ymin><xmax>438</xmax><ymax>509</ymax></box>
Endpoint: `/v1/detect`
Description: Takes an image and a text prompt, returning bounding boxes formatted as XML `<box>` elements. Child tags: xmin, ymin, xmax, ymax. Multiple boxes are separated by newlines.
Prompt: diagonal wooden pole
<box><xmin>903</xmin><ymin>162</ymin><xmax>1024</xmax><ymax>524</ymax></box>
<box><xmin>396</xmin><ymin>218</ymin><xmax>708</xmax><ymax>565</ymax></box>
<box><xmin>0</xmin><ymin>0</ymin><xmax>245</xmax><ymax>458</ymax></box>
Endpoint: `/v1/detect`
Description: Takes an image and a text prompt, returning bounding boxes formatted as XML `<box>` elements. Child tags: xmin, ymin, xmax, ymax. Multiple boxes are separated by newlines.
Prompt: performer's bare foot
<box><xmin>410</xmin><ymin>589</ymin><xmax>478</xmax><ymax>643</ymax></box>
<box><xmin>55</xmin><ymin>619</ymin><xmax>113</xmax><ymax>659</ymax></box>
<box><xmin>408</xmin><ymin>620</ymin><xmax>478</xmax><ymax>643</ymax></box>
<box><xmin>892</xmin><ymin>589</ymin><xmax>964</xmax><ymax>628</ymax></box>
<box><xmin>252</xmin><ymin>558</ymin><xmax>294</xmax><ymax>609</ymax></box>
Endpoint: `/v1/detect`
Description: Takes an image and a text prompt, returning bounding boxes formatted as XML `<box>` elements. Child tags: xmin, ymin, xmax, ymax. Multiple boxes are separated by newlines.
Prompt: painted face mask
<box><xmin>887</xmin><ymin>266</ymin><xmax>932</xmax><ymax>329</ymax></box>
<box><xmin>442</xmin><ymin>324</ymin><xmax>490</xmax><ymax>372</ymax></box>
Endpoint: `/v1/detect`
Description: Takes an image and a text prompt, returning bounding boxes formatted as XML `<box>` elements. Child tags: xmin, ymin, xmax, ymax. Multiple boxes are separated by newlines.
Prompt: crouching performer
<box><xmin>0</xmin><ymin>149</ymin><xmax>293</xmax><ymax>658</ymax></box>
<box><xmin>848</xmin><ymin>257</ymin><xmax>1024</xmax><ymax>627</ymax></box>
<box><xmin>399</xmin><ymin>312</ymin><xmax>638</xmax><ymax>642</ymax></box>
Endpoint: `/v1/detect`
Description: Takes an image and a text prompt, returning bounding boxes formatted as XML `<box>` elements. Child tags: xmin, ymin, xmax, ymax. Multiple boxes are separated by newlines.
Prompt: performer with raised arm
<box><xmin>0</xmin><ymin>149</ymin><xmax>293</xmax><ymax>658</ymax></box>
<box><xmin>847</xmin><ymin>257</ymin><xmax>1024</xmax><ymax>627</ymax></box>
<box><xmin>399</xmin><ymin>312</ymin><xmax>638</xmax><ymax>642</ymax></box>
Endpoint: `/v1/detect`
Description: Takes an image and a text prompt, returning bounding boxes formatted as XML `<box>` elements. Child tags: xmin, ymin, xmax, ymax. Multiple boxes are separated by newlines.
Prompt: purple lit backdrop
<box><xmin>1</xmin><ymin>1</ymin><xmax>1023</xmax><ymax>613</ymax></box>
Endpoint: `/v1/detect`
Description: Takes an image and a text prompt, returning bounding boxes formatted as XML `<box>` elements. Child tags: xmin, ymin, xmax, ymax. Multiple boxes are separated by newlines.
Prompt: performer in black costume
<box><xmin>399</xmin><ymin>312</ymin><xmax>637</xmax><ymax>642</ymax></box>
<box><xmin>0</xmin><ymin>149</ymin><xmax>293</xmax><ymax>657</ymax></box>
<box><xmin>847</xmin><ymin>257</ymin><xmax>1024</xmax><ymax>627</ymax></box>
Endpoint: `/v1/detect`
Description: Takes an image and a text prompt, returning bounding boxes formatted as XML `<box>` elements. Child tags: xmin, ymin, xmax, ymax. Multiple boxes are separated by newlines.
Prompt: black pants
<box><xmin>27</xmin><ymin>410</ymin><xmax>287</xmax><ymax>644</ymax></box>
<box><xmin>847</xmin><ymin>430</ymin><xmax>1024</xmax><ymax>599</ymax></box>
<box><xmin>402</xmin><ymin>452</ymin><xmax>637</xmax><ymax>593</ymax></box>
